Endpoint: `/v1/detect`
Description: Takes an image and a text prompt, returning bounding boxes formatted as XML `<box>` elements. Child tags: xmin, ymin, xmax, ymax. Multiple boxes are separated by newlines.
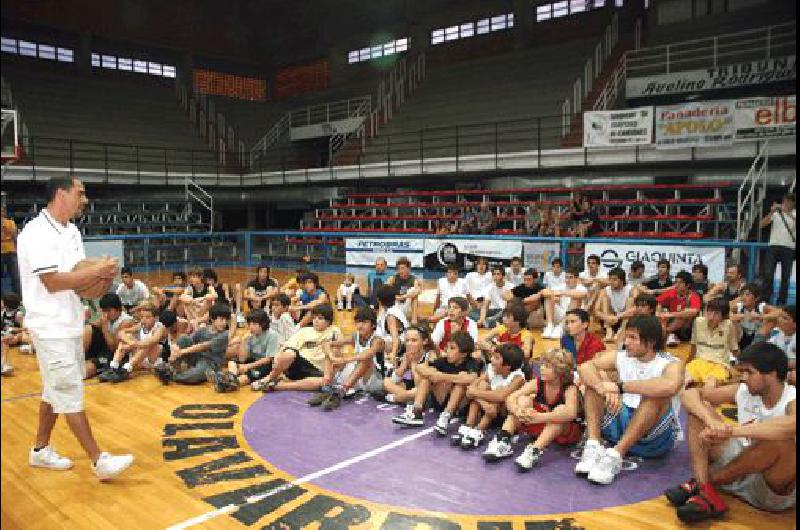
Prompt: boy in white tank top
<box><xmin>670</xmin><ymin>342</ymin><xmax>795</xmax><ymax>523</ymax></box>
<box><xmin>102</xmin><ymin>305</ymin><xmax>167</xmax><ymax>382</ymax></box>
<box><xmin>576</xmin><ymin>315</ymin><xmax>684</xmax><ymax>486</ymax></box>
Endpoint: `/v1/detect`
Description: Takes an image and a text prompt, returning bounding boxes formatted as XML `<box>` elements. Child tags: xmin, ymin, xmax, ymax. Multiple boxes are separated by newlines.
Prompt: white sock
<box><xmin>109</xmin><ymin>360</ymin><xmax>119</xmax><ymax>369</ymax></box>
<box><xmin>154</xmin><ymin>358</ymin><xmax>164</xmax><ymax>367</ymax></box>
<box><xmin>123</xmin><ymin>362</ymin><xmax>133</xmax><ymax>373</ymax></box>
<box><xmin>439</xmin><ymin>410</ymin><xmax>451</xmax><ymax>421</ymax></box>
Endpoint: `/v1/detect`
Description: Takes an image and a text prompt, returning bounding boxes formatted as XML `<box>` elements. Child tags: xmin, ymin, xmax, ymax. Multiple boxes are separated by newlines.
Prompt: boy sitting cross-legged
<box><xmin>479</xmin><ymin>303</ymin><xmax>535</xmax><ymax>364</ymax></box>
<box><xmin>483</xmin><ymin>347</ymin><xmax>582</xmax><ymax>470</ymax></box>
<box><xmin>451</xmin><ymin>343</ymin><xmax>526</xmax><ymax>449</ymax></box>
<box><xmin>207</xmin><ymin>309</ymin><xmax>280</xmax><ymax>393</ymax></box>
<box><xmin>306</xmin><ymin>307</ymin><xmax>386</xmax><ymax>411</ymax></box>
<box><xmin>250</xmin><ymin>304</ymin><xmax>342</xmax><ymax>393</ymax></box>
<box><xmin>383</xmin><ymin>325</ymin><xmax>436</xmax><ymax>405</ymax></box>
<box><xmin>392</xmin><ymin>331</ymin><xmax>481</xmax><ymax>431</ymax></box>
<box><xmin>101</xmin><ymin>304</ymin><xmax>167</xmax><ymax>383</ymax></box>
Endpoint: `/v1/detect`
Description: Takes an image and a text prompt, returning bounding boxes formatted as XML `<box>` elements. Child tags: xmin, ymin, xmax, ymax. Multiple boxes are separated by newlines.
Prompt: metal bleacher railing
<box><xmin>83</xmin><ymin>230</ymin><xmax>770</xmax><ymax>284</ymax></box>
<box><xmin>593</xmin><ymin>21</ymin><xmax>797</xmax><ymax>111</ymax></box>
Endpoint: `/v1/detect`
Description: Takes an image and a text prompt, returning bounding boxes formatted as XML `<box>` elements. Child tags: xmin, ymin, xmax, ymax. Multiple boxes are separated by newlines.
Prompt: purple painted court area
<box><xmin>243</xmin><ymin>392</ymin><xmax>692</xmax><ymax>516</ymax></box>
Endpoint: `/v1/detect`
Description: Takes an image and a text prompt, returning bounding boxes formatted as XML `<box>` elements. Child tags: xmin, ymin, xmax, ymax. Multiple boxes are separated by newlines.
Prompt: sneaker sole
<box><xmin>392</xmin><ymin>419</ymin><xmax>423</xmax><ymax>427</ymax></box>
<box><xmin>677</xmin><ymin>508</ymin><xmax>726</xmax><ymax>524</ymax></box>
<box><xmin>29</xmin><ymin>461</ymin><xmax>73</xmax><ymax>470</ymax></box>
<box><xmin>433</xmin><ymin>426</ymin><xmax>448</xmax><ymax>436</ymax></box>
<box><xmin>484</xmin><ymin>453</ymin><xmax>513</xmax><ymax>463</ymax></box>
<box><xmin>516</xmin><ymin>463</ymin><xmax>535</xmax><ymax>472</ymax></box>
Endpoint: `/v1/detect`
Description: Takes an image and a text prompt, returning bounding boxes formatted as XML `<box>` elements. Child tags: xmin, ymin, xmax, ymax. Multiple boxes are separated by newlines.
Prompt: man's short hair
<box><xmin>692</xmin><ymin>263</ymin><xmax>709</xmax><ymax>278</ymax></box>
<box><xmin>566</xmin><ymin>308</ymin><xmax>590</xmax><ymax>324</ymax></box>
<box><xmin>301</xmin><ymin>273</ymin><xmax>320</xmax><ymax>288</ymax></box>
<box><xmin>587</xmin><ymin>254</ymin><xmax>600</xmax><ymax>265</ymax></box>
<box><xmin>120</xmin><ymin>266</ymin><xmax>133</xmax><ymax>276</ymax></box>
<box><xmin>783</xmin><ymin>193</ymin><xmax>796</xmax><ymax>204</ymax></box>
<box><xmin>657</xmin><ymin>259</ymin><xmax>671</xmax><ymax>269</ymax></box>
<box><xmin>782</xmin><ymin>305</ymin><xmax>796</xmax><ymax>323</ymax></box>
<box><xmin>448</xmin><ymin>331</ymin><xmax>475</xmax><ymax>355</ymax></box>
<box><xmin>1</xmin><ymin>292</ymin><xmax>21</xmax><ymax>310</ymax></box>
<box><xmin>551</xmin><ymin>258</ymin><xmax>563</xmax><ymax>267</ymax></box>
<box><xmin>210</xmin><ymin>304</ymin><xmax>231</xmax><ymax>321</ymax></box>
<box><xmin>202</xmin><ymin>268</ymin><xmax>219</xmax><ymax>282</ymax></box>
<box><xmin>523</xmin><ymin>268</ymin><xmax>538</xmax><ymax>279</ymax></box>
<box><xmin>159</xmin><ymin>310</ymin><xmax>178</xmax><ymax>328</ymax></box>
<box><xmin>627</xmin><ymin>315</ymin><xmax>665</xmax><ymax>351</ymax></box>
<box><xmin>741</xmin><ymin>282</ymin><xmax>761</xmax><ymax>300</ymax></box>
<box><xmin>705</xmin><ymin>298</ymin><xmax>730</xmax><ymax>319</ymax></box>
<box><xmin>396</xmin><ymin>257</ymin><xmax>411</xmax><ymax>268</ymax></box>
<box><xmin>634</xmin><ymin>294</ymin><xmax>658</xmax><ymax>313</ymax></box>
<box><xmin>376</xmin><ymin>284</ymin><xmax>398</xmax><ymax>308</ymax></box>
<box><xmin>608</xmin><ymin>267</ymin><xmax>626</xmax><ymax>283</ymax></box>
<box><xmin>502</xmin><ymin>302</ymin><xmax>527</xmax><ymax>325</ymax></box>
<box><xmin>510</xmin><ymin>256</ymin><xmax>522</xmax><ymax>263</ymax></box>
<box><xmin>446</xmin><ymin>263</ymin><xmax>460</xmax><ymax>273</ymax></box>
<box><xmin>246</xmin><ymin>309</ymin><xmax>270</xmax><ymax>330</ymax></box>
<box><xmin>273</xmin><ymin>293</ymin><xmax>291</xmax><ymax>307</ymax></box>
<box><xmin>630</xmin><ymin>261</ymin><xmax>645</xmax><ymax>272</ymax></box>
<box><xmin>173</xmin><ymin>271</ymin><xmax>187</xmax><ymax>282</ymax></box>
<box><xmin>496</xmin><ymin>343</ymin><xmax>524</xmax><ymax>371</ymax></box>
<box><xmin>99</xmin><ymin>293</ymin><xmax>123</xmax><ymax>311</ymax></box>
<box><xmin>311</xmin><ymin>304</ymin><xmax>335</xmax><ymax>323</ymax></box>
<box><xmin>738</xmin><ymin>342</ymin><xmax>789</xmax><ymax>382</ymax></box>
<box><xmin>565</xmin><ymin>266</ymin><xmax>580</xmax><ymax>277</ymax></box>
<box><xmin>355</xmin><ymin>307</ymin><xmax>377</xmax><ymax>326</ymax></box>
<box><xmin>675</xmin><ymin>271</ymin><xmax>693</xmax><ymax>285</ymax></box>
<box><xmin>727</xmin><ymin>263</ymin><xmax>745</xmax><ymax>277</ymax></box>
<box><xmin>448</xmin><ymin>296</ymin><xmax>469</xmax><ymax>312</ymax></box>
<box><xmin>491</xmin><ymin>265</ymin><xmax>505</xmax><ymax>275</ymax></box>
<box><xmin>45</xmin><ymin>176</ymin><xmax>76</xmax><ymax>203</ymax></box>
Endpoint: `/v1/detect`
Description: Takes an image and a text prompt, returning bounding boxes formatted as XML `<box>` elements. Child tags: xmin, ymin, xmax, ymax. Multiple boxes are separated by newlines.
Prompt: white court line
<box><xmin>166</xmin><ymin>426</ymin><xmax>435</xmax><ymax>530</ymax></box>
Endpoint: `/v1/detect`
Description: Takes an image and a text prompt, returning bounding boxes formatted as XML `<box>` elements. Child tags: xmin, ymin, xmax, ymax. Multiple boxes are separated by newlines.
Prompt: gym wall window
<box><xmin>1</xmin><ymin>36</ymin><xmax>74</xmax><ymax>63</ymax></box>
<box><xmin>432</xmin><ymin>13</ymin><xmax>513</xmax><ymax>45</ymax></box>
<box><xmin>91</xmin><ymin>51</ymin><xmax>176</xmax><ymax>79</ymax></box>
<box><xmin>348</xmin><ymin>37</ymin><xmax>409</xmax><ymax>64</ymax></box>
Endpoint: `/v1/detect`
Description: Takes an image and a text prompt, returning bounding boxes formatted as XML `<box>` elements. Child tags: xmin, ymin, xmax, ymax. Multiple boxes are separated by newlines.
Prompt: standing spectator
<box><xmin>477</xmin><ymin>204</ymin><xmax>497</xmax><ymax>235</ymax></box>
<box><xmin>365</xmin><ymin>258</ymin><xmax>392</xmax><ymax>309</ymax></box>
<box><xmin>538</xmin><ymin>206</ymin><xmax>556</xmax><ymax>237</ymax></box>
<box><xmin>116</xmin><ymin>267</ymin><xmax>150</xmax><ymax>312</ymax></box>
<box><xmin>760</xmin><ymin>193</ymin><xmax>796</xmax><ymax>305</ymax></box>
<box><xmin>525</xmin><ymin>204</ymin><xmax>542</xmax><ymax>235</ymax></box>
<box><xmin>1</xmin><ymin>206</ymin><xmax>20</xmax><ymax>294</ymax></box>
<box><xmin>575</xmin><ymin>197</ymin><xmax>600</xmax><ymax>238</ymax></box>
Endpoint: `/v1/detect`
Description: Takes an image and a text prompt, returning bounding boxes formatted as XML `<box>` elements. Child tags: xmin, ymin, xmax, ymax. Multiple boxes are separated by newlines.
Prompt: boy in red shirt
<box><xmin>560</xmin><ymin>309</ymin><xmax>605</xmax><ymax>382</ymax></box>
<box><xmin>657</xmin><ymin>271</ymin><xmax>702</xmax><ymax>347</ymax></box>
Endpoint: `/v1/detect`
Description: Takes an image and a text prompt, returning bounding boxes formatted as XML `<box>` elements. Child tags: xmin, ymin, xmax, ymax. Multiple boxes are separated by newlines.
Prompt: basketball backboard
<box><xmin>1</xmin><ymin>109</ymin><xmax>19</xmax><ymax>164</ymax></box>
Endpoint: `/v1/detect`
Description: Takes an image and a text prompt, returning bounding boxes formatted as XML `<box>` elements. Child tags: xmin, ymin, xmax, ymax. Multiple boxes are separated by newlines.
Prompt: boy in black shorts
<box><xmin>392</xmin><ymin>331</ymin><xmax>481</xmax><ymax>432</ymax></box>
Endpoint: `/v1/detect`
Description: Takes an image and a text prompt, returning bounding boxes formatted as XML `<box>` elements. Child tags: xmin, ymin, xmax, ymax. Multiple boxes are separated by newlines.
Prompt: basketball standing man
<box><xmin>18</xmin><ymin>176</ymin><xmax>134</xmax><ymax>480</ymax></box>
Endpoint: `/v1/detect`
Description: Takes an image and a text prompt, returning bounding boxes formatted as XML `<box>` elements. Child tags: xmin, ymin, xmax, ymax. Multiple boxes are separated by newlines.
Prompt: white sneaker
<box><xmin>542</xmin><ymin>323</ymin><xmax>554</xmax><ymax>338</ymax></box>
<box><xmin>346</xmin><ymin>302</ymin><xmax>352</xmax><ymax>311</ymax></box>
<box><xmin>1</xmin><ymin>362</ymin><xmax>13</xmax><ymax>376</ymax></box>
<box><xmin>551</xmin><ymin>324</ymin><xmax>564</xmax><ymax>339</ymax></box>
<box><xmin>575</xmin><ymin>439</ymin><xmax>604</xmax><ymax>476</ymax></box>
<box><xmin>29</xmin><ymin>445</ymin><xmax>73</xmax><ymax>470</ymax></box>
<box><xmin>516</xmin><ymin>445</ymin><xmax>543</xmax><ymax>471</ymax></box>
<box><xmin>92</xmin><ymin>452</ymin><xmax>134</xmax><ymax>481</ymax></box>
<box><xmin>18</xmin><ymin>344</ymin><xmax>32</xmax><ymax>354</ymax></box>
<box><xmin>434</xmin><ymin>411</ymin><xmax>451</xmax><ymax>436</ymax></box>
<box><xmin>337</xmin><ymin>301</ymin><xmax>344</xmax><ymax>310</ymax></box>
<box><xmin>666</xmin><ymin>333</ymin><xmax>680</xmax><ymax>347</ymax></box>
<box><xmin>483</xmin><ymin>437</ymin><xmax>514</xmax><ymax>462</ymax></box>
<box><xmin>385</xmin><ymin>393</ymin><xmax>397</xmax><ymax>403</ymax></box>
<box><xmin>587</xmin><ymin>447</ymin><xmax>623</xmax><ymax>485</ymax></box>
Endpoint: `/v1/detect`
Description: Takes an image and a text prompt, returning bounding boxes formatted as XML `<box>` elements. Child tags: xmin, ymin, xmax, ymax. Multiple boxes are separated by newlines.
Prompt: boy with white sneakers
<box><xmin>452</xmin><ymin>343</ymin><xmax>525</xmax><ymax>449</ymax></box>
<box><xmin>19</xmin><ymin>176</ymin><xmax>133</xmax><ymax>481</ymax></box>
<box><xmin>540</xmin><ymin>267</ymin><xmax>588</xmax><ymax>340</ymax></box>
<box><xmin>575</xmin><ymin>315</ymin><xmax>683</xmax><ymax>485</ymax></box>
<box><xmin>392</xmin><ymin>331</ymin><xmax>480</xmax><ymax>431</ymax></box>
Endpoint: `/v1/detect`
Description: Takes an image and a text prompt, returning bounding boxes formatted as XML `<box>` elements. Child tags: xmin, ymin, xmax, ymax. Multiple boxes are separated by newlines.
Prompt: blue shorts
<box><xmin>601</xmin><ymin>404</ymin><xmax>677</xmax><ymax>458</ymax></box>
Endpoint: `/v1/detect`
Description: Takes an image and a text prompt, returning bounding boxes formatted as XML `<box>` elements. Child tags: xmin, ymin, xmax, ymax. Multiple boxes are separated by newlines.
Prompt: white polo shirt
<box><xmin>437</xmin><ymin>276</ymin><xmax>469</xmax><ymax>310</ymax></box>
<box><xmin>116</xmin><ymin>279</ymin><xmax>150</xmax><ymax>307</ymax></box>
<box><xmin>17</xmin><ymin>209</ymin><xmax>86</xmax><ymax>339</ymax></box>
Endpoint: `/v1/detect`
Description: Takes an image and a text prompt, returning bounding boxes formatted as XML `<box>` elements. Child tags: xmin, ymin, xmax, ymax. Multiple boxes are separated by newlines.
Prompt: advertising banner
<box><xmin>734</xmin><ymin>95</ymin><xmax>796</xmax><ymax>140</ymax></box>
<box><xmin>423</xmin><ymin>239</ymin><xmax>522</xmax><ymax>272</ymax></box>
<box><xmin>627</xmin><ymin>56</ymin><xmax>796</xmax><ymax>98</ymax></box>
<box><xmin>345</xmin><ymin>238</ymin><xmax>425</xmax><ymax>268</ymax></box>
<box><xmin>584</xmin><ymin>243</ymin><xmax>726</xmax><ymax>283</ymax></box>
<box><xmin>655</xmin><ymin>100</ymin><xmax>735</xmax><ymax>149</ymax></box>
<box><xmin>523</xmin><ymin>242</ymin><xmax>561</xmax><ymax>273</ymax></box>
<box><xmin>583</xmin><ymin>106</ymin><xmax>653</xmax><ymax>147</ymax></box>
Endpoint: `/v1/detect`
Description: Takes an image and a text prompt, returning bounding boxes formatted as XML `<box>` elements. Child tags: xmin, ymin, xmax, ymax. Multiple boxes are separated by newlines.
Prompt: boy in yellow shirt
<box><xmin>686</xmin><ymin>298</ymin><xmax>739</xmax><ymax>389</ymax></box>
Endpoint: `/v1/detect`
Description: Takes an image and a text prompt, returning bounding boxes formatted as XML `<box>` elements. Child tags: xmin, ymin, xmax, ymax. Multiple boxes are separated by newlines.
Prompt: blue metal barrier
<box><xmin>82</xmin><ymin>230</ymin><xmax>773</xmax><ymax>284</ymax></box>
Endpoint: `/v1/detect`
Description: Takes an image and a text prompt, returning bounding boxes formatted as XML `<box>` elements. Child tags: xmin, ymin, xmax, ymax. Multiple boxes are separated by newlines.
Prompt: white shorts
<box><xmin>714</xmin><ymin>438</ymin><xmax>796</xmax><ymax>512</ymax></box>
<box><xmin>30</xmin><ymin>333</ymin><xmax>85</xmax><ymax>414</ymax></box>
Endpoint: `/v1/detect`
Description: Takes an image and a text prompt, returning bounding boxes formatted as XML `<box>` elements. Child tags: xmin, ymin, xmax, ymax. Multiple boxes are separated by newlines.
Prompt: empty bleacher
<box><xmin>3</xmin><ymin>59</ymin><xmax>217</xmax><ymax>173</ymax></box>
<box><xmin>299</xmin><ymin>180</ymin><xmax>737</xmax><ymax>241</ymax></box>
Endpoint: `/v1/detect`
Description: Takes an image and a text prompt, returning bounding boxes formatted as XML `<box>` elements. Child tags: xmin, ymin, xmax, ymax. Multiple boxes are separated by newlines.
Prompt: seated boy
<box><xmin>431</xmin><ymin>263</ymin><xmax>469</xmax><ymax>324</ymax></box>
<box><xmin>763</xmin><ymin>306</ymin><xmax>795</xmax><ymax>386</ymax></box>
<box><xmin>291</xmin><ymin>273</ymin><xmax>329</xmax><ymax>328</ymax></box>
<box><xmin>250</xmin><ymin>304</ymin><xmax>342</xmax><ymax>392</ymax></box>
<box><xmin>615</xmin><ymin>293</ymin><xmax>658</xmax><ymax>350</ymax></box>
<box><xmin>154</xmin><ymin>304</ymin><xmax>232</xmax><ymax>385</ymax></box>
<box><xmin>151</xmin><ymin>271</ymin><xmax>187</xmax><ymax>315</ymax></box>
<box><xmin>178</xmin><ymin>269</ymin><xmax>218</xmax><ymax>329</ymax></box>
<box><xmin>484</xmin><ymin>347</ymin><xmax>581</xmax><ymax>470</ymax></box>
<box><xmin>451</xmin><ymin>344</ymin><xmax>526</xmax><ymax>449</ymax></box>
<box><xmin>431</xmin><ymin>296</ymin><xmax>479</xmax><ymax>353</ymax></box>
<box><xmin>392</xmin><ymin>331</ymin><xmax>481</xmax><ymax>432</ymax></box>
<box><xmin>540</xmin><ymin>267</ymin><xmax>588</xmax><ymax>340</ymax></box>
<box><xmin>730</xmin><ymin>283</ymin><xmax>773</xmax><ymax>350</ymax></box>
<box><xmin>511</xmin><ymin>268</ymin><xmax>546</xmax><ymax>330</ymax></box>
<box><xmin>84</xmin><ymin>293</ymin><xmax>136</xmax><ymax>379</ymax></box>
<box><xmin>307</xmin><ymin>307</ymin><xmax>385</xmax><ymax>410</ymax></box>
<box><xmin>575</xmin><ymin>315</ymin><xmax>684</xmax><ymax>485</ymax></box>
<box><xmin>479</xmin><ymin>303</ymin><xmax>534</xmax><ymax>363</ymax></box>
<box><xmin>473</xmin><ymin>266</ymin><xmax>512</xmax><ymax>329</ymax></box>
<box><xmin>208</xmin><ymin>309</ymin><xmax>280</xmax><ymax>393</ymax></box>
<box><xmin>116</xmin><ymin>267</ymin><xmax>151</xmax><ymax>312</ymax></box>
<box><xmin>560</xmin><ymin>308</ymin><xmax>605</xmax><ymax>375</ymax></box>
<box><xmin>686</xmin><ymin>298</ymin><xmax>740</xmax><ymax>389</ymax></box>
<box><xmin>594</xmin><ymin>267</ymin><xmax>634</xmax><ymax>343</ymax></box>
<box><xmin>668</xmin><ymin>342</ymin><xmax>795</xmax><ymax>523</ymax></box>
<box><xmin>336</xmin><ymin>273</ymin><xmax>359</xmax><ymax>311</ymax></box>
<box><xmin>270</xmin><ymin>293</ymin><xmax>297</xmax><ymax>345</ymax></box>
<box><xmin>101</xmin><ymin>304</ymin><xmax>167</xmax><ymax>382</ymax></box>
<box><xmin>657</xmin><ymin>271</ymin><xmax>702</xmax><ymax>347</ymax></box>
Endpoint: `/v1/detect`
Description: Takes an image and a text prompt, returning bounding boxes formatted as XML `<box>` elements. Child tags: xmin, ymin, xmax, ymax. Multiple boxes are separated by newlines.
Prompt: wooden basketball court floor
<box><xmin>1</xmin><ymin>267</ymin><xmax>795</xmax><ymax>529</ymax></box>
